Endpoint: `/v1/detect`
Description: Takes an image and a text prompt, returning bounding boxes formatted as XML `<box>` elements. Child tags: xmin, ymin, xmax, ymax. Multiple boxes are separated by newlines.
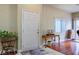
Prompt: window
<box><xmin>55</xmin><ymin>19</ymin><xmax>61</xmax><ymax>33</ymax></box>
<box><xmin>55</xmin><ymin>18</ymin><xmax>66</xmax><ymax>33</ymax></box>
<box><xmin>55</xmin><ymin>18</ymin><xmax>72</xmax><ymax>40</ymax></box>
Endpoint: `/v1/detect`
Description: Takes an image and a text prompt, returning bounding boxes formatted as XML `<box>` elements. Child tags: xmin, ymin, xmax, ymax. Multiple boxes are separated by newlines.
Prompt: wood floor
<box><xmin>49</xmin><ymin>40</ymin><xmax>79</xmax><ymax>55</ymax></box>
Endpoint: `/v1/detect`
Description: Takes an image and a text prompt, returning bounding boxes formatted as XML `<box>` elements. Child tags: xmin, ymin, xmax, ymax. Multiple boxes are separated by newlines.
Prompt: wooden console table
<box><xmin>42</xmin><ymin>33</ymin><xmax>60</xmax><ymax>47</ymax></box>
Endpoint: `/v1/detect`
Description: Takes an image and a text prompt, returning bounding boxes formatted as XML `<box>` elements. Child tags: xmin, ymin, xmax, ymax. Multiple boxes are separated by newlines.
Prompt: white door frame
<box><xmin>21</xmin><ymin>9</ymin><xmax>40</xmax><ymax>51</ymax></box>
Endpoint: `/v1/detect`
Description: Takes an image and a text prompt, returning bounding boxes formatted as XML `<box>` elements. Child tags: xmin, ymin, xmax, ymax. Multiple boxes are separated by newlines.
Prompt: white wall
<box><xmin>0</xmin><ymin>5</ymin><xmax>10</xmax><ymax>31</ymax></box>
<box><xmin>0</xmin><ymin>4</ymin><xmax>17</xmax><ymax>32</ymax></box>
<box><xmin>41</xmin><ymin>5</ymin><xmax>72</xmax><ymax>34</ymax></box>
<box><xmin>9</xmin><ymin>5</ymin><xmax>17</xmax><ymax>32</ymax></box>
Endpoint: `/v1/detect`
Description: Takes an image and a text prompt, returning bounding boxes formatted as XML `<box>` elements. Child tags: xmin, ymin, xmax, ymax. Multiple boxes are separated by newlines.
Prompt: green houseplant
<box><xmin>0</xmin><ymin>29</ymin><xmax>17</xmax><ymax>41</ymax></box>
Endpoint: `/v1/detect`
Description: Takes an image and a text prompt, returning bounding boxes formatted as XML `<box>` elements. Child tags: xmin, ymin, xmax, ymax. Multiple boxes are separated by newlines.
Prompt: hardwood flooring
<box><xmin>49</xmin><ymin>40</ymin><xmax>79</xmax><ymax>55</ymax></box>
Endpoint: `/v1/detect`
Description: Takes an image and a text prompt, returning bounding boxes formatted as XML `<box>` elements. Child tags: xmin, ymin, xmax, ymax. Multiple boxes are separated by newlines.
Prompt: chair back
<box><xmin>65</xmin><ymin>30</ymin><xmax>72</xmax><ymax>39</ymax></box>
<box><xmin>77</xmin><ymin>30</ymin><xmax>79</xmax><ymax>36</ymax></box>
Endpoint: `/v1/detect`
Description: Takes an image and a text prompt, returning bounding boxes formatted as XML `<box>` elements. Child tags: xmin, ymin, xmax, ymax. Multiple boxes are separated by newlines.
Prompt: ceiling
<box><xmin>51</xmin><ymin>4</ymin><xmax>79</xmax><ymax>13</ymax></box>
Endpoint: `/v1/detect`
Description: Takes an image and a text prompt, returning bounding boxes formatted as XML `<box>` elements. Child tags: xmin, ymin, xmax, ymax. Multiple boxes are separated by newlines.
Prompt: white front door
<box><xmin>22</xmin><ymin>9</ymin><xmax>40</xmax><ymax>51</ymax></box>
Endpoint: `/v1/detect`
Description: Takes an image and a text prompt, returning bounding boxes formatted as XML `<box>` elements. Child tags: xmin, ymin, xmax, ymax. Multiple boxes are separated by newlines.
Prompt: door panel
<box><xmin>22</xmin><ymin>10</ymin><xmax>40</xmax><ymax>51</ymax></box>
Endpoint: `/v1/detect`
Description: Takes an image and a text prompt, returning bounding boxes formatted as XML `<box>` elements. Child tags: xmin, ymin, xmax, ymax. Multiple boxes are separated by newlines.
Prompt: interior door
<box><xmin>22</xmin><ymin>9</ymin><xmax>40</xmax><ymax>51</ymax></box>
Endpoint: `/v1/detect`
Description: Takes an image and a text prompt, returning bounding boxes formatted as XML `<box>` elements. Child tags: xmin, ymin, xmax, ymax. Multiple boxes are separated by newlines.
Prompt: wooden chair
<box><xmin>65</xmin><ymin>30</ymin><xmax>72</xmax><ymax>39</ymax></box>
<box><xmin>77</xmin><ymin>30</ymin><xmax>79</xmax><ymax>36</ymax></box>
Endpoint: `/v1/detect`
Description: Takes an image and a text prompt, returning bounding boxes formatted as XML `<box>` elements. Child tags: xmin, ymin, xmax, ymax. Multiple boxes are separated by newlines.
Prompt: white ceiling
<box><xmin>51</xmin><ymin>4</ymin><xmax>79</xmax><ymax>13</ymax></box>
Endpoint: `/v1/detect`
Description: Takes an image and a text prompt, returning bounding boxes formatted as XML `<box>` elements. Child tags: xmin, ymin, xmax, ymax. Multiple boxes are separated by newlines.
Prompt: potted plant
<box><xmin>0</xmin><ymin>29</ymin><xmax>17</xmax><ymax>42</ymax></box>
